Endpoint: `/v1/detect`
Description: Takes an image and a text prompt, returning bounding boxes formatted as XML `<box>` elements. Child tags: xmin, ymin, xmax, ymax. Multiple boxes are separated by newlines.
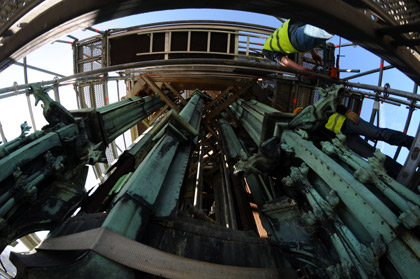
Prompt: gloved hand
<box><xmin>345</xmin><ymin>111</ymin><xmax>360</xmax><ymax>124</ymax></box>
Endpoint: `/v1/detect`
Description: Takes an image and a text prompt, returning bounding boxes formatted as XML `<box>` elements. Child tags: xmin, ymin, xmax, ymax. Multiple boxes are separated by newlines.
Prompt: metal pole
<box><xmin>193</xmin><ymin>137</ymin><xmax>204</xmax><ymax>210</ymax></box>
<box><xmin>343</xmin><ymin>65</ymin><xmax>393</xmax><ymax>80</ymax></box>
<box><xmin>23</xmin><ymin>57</ymin><xmax>37</xmax><ymax>131</ymax></box>
<box><xmin>369</xmin><ymin>58</ymin><xmax>384</xmax><ymax>126</ymax></box>
<box><xmin>1</xmin><ymin>58</ymin><xmax>419</xmax><ymax>103</ymax></box>
<box><xmin>53</xmin><ymin>82</ymin><xmax>61</xmax><ymax>103</ymax></box>
<box><xmin>219</xmin><ymin>163</ymin><xmax>231</xmax><ymax>228</ymax></box>
<box><xmin>13</xmin><ymin>61</ymin><xmax>65</xmax><ymax>77</ymax></box>
<box><xmin>103</xmin><ymin>74</ymin><xmax>109</xmax><ymax>106</ymax></box>
<box><xmin>0</xmin><ymin>121</ymin><xmax>7</xmax><ymax>143</ymax></box>
<box><xmin>116</xmin><ymin>79</ymin><xmax>128</xmax><ymax>150</ymax></box>
<box><xmin>366</xmin><ymin>59</ymin><xmax>384</xmax><ymax>146</ymax></box>
<box><xmin>394</xmin><ymin>83</ymin><xmax>418</xmax><ymax>160</ymax></box>
<box><xmin>220</xmin><ymin>152</ymin><xmax>238</xmax><ymax>230</ymax></box>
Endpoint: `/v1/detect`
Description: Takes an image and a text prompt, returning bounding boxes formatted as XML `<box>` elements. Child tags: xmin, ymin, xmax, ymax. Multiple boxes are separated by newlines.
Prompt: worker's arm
<box><xmin>280</xmin><ymin>56</ymin><xmax>312</xmax><ymax>72</ymax></box>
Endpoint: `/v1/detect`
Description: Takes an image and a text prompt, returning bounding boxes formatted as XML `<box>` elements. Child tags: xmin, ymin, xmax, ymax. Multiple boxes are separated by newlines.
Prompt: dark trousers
<box><xmin>342</xmin><ymin>119</ymin><xmax>414</xmax><ymax>178</ymax></box>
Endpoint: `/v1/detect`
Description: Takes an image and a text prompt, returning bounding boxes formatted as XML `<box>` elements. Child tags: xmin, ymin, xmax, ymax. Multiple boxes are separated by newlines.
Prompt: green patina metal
<box><xmin>0</xmin><ymin>84</ymin><xmax>165</xmax><ymax>251</ymax></box>
<box><xmin>102</xmin><ymin>91</ymin><xmax>204</xmax><ymax>238</ymax></box>
<box><xmin>4</xmin><ymin>84</ymin><xmax>420</xmax><ymax>279</ymax></box>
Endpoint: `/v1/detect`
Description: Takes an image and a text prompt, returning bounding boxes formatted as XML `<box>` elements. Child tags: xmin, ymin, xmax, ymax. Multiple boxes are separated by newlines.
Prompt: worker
<box><xmin>325</xmin><ymin>105</ymin><xmax>414</xmax><ymax>178</ymax></box>
<box><xmin>262</xmin><ymin>19</ymin><xmax>333</xmax><ymax>72</ymax></box>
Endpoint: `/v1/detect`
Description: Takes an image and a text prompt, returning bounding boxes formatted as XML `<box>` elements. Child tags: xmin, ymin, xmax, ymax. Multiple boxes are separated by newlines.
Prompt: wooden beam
<box><xmin>164</xmin><ymin>82</ymin><xmax>187</xmax><ymax>105</ymax></box>
<box><xmin>148</xmin><ymin>104</ymin><xmax>169</xmax><ymax>124</ymax></box>
<box><xmin>203</xmin><ymin>85</ymin><xmax>234</xmax><ymax>112</ymax></box>
<box><xmin>126</xmin><ymin>78</ymin><xmax>146</xmax><ymax>98</ymax></box>
<box><xmin>205</xmin><ymin>80</ymin><xmax>256</xmax><ymax>121</ymax></box>
<box><xmin>141</xmin><ymin>75</ymin><xmax>180</xmax><ymax>113</ymax></box>
<box><xmin>205</xmin><ymin>123</ymin><xmax>220</xmax><ymax>141</ymax></box>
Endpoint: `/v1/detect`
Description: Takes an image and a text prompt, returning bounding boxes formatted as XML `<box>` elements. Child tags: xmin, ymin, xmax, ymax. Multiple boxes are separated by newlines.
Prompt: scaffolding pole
<box><xmin>0</xmin><ymin>121</ymin><xmax>7</xmax><ymax>143</ymax></box>
<box><xmin>343</xmin><ymin>65</ymin><xmax>393</xmax><ymax>80</ymax></box>
<box><xmin>13</xmin><ymin>61</ymin><xmax>65</xmax><ymax>77</ymax></box>
<box><xmin>23</xmin><ymin>57</ymin><xmax>37</xmax><ymax>131</ymax></box>
<box><xmin>394</xmin><ymin>83</ymin><xmax>419</xmax><ymax>160</ymax></box>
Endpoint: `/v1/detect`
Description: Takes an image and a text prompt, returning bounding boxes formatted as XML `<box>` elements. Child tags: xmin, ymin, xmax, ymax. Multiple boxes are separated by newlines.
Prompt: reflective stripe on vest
<box><xmin>325</xmin><ymin>113</ymin><xmax>346</xmax><ymax>134</ymax></box>
<box><xmin>263</xmin><ymin>20</ymin><xmax>299</xmax><ymax>54</ymax></box>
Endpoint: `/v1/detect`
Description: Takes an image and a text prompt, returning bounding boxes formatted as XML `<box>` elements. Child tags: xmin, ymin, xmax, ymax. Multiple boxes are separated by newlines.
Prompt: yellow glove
<box><xmin>345</xmin><ymin>111</ymin><xmax>360</xmax><ymax>124</ymax></box>
<box><xmin>293</xmin><ymin>107</ymin><xmax>304</xmax><ymax>114</ymax></box>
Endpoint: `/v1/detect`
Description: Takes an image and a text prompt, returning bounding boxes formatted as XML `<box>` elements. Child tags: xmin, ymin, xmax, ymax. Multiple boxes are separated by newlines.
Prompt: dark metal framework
<box><xmin>0</xmin><ymin>0</ymin><xmax>420</xmax><ymax>83</ymax></box>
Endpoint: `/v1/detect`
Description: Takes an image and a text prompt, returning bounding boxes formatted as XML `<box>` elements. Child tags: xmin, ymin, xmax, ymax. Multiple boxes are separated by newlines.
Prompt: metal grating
<box><xmin>75</xmin><ymin>39</ymin><xmax>104</xmax><ymax>73</ymax></box>
<box><xmin>81</xmin><ymin>84</ymin><xmax>91</xmax><ymax>108</ymax></box>
<box><xmin>376</xmin><ymin>0</ymin><xmax>420</xmax><ymax>24</ymax></box>
<box><xmin>94</xmin><ymin>83</ymin><xmax>105</xmax><ymax>107</ymax></box>
<box><xmin>105</xmin><ymin>145</ymin><xmax>116</xmax><ymax>165</ymax></box>
<box><xmin>363</xmin><ymin>0</ymin><xmax>420</xmax><ymax>54</ymax></box>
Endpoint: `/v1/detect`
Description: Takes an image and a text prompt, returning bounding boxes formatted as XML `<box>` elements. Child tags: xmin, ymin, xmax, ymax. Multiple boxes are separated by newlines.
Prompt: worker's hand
<box><xmin>345</xmin><ymin>111</ymin><xmax>360</xmax><ymax>124</ymax></box>
<box><xmin>311</xmin><ymin>50</ymin><xmax>323</xmax><ymax>66</ymax></box>
<box><xmin>302</xmin><ymin>67</ymin><xmax>315</xmax><ymax>80</ymax></box>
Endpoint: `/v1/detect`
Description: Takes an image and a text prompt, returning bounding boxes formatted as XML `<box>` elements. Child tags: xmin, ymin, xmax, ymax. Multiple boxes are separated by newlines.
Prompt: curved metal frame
<box><xmin>0</xmin><ymin>0</ymin><xmax>420</xmax><ymax>83</ymax></box>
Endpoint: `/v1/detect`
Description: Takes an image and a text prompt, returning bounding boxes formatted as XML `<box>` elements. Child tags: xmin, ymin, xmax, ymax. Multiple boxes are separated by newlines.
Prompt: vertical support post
<box><xmin>394</xmin><ymin>83</ymin><xmax>418</xmax><ymax>160</ymax></box>
<box><xmin>0</xmin><ymin>121</ymin><xmax>7</xmax><ymax>143</ymax></box>
<box><xmin>149</xmin><ymin>32</ymin><xmax>154</xmax><ymax>53</ymax></box>
<box><xmin>234</xmin><ymin>32</ymin><xmax>239</xmax><ymax>60</ymax></box>
<box><xmin>103</xmin><ymin>74</ymin><xmax>109</xmax><ymax>105</ymax></box>
<box><xmin>246</xmin><ymin>35</ymin><xmax>250</xmax><ymax>56</ymax></box>
<box><xmin>164</xmin><ymin>32</ymin><xmax>171</xmax><ymax>60</ymax></box>
<box><xmin>23</xmin><ymin>57</ymin><xmax>37</xmax><ymax>131</ymax></box>
<box><xmin>89</xmin><ymin>83</ymin><xmax>97</xmax><ymax>108</ymax></box>
<box><xmin>369</xmin><ymin>58</ymin><xmax>384</xmax><ymax>125</ymax></box>
<box><xmin>187</xmin><ymin>31</ymin><xmax>191</xmax><ymax>52</ymax></box>
<box><xmin>193</xmin><ymin>137</ymin><xmax>204</xmax><ymax>210</ymax></box>
<box><xmin>116</xmin><ymin>79</ymin><xmax>128</xmax><ymax>150</ymax></box>
<box><xmin>53</xmin><ymin>82</ymin><xmax>60</xmax><ymax>103</ymax></box>
<box><xmin>220</xmin><ymin>151</ymin><xmax>238</xmax><ymax>230</ymax></box>
<box><xmin>74</xmin><ymin>84</ymin><xmax>82</xmax><ymax>109</ymax></box>
<box><xmin>367</xmin><ymin>58</ymin><xmax>384</xmax><ymax>146</ymax></box>
<box><xmin>111</xmin><ymin>142</ymin><xmax>119</xmax><ymax>159</ymax></box>
<box><xmin>207</xmin><ymin>32</ymin><xmax>211</xmax><ymax>53</ymax></box>
<box><xmin>72</xmin><ymin>39</ymin><xmax>78</xmax><ymax>74</ymax></box>
<box><xmin>227</xmin><ymin>33</ymin><xmax>231</xmax><ymax>54</ymax></box>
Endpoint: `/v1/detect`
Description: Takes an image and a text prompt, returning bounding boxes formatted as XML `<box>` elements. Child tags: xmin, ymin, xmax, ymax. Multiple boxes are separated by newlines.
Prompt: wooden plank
<box><xmin>206</xmin><ymin>80</ymin><xmax>256</xmax><ymax>120</ymax></box>
<box><xmin>203</xmin><ymin>85</ymin><xmax>234</xmax><ymax>111</ymax></box>
<box><xmin>141</xmin><ymin>75</ymin><xmax>180</xmax><ymax>113</ymax></box>
<box><xmin>127</xmin><ymin>78</ymin><xmax>146</xmax><ymax>98</ymax></box>
<box><xmin>164</xmin><ymin>82</ymin><xmax>187</xmax><ymax>105</ymax></box>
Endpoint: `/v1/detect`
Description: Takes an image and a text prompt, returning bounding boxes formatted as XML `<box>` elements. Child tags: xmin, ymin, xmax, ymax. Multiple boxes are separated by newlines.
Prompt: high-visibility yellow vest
<box><xmin>263</xmin><ymin>20</ymin><xmax>299</xmax><ymax>54</ymax></box>
<box><xmin>325</xmin><ymin>113</ymin><xmax>346</xmax><ymax>134</ymax></box>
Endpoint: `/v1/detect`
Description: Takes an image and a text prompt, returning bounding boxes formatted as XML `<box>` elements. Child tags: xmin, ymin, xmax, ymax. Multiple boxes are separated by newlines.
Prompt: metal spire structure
<box><xmin>0</xmin><ymin>1</ymin><xmax>420</xmax><ymax>279</ymax></box>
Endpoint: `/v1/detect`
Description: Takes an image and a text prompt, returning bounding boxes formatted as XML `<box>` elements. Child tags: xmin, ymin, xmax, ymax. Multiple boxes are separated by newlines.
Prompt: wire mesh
<box><xmin>75</xmin><ymin>39</ymin><xmax>103</xmax><ymax>73</ymax></box>
<box><xmin>94</xmin><ymin>83</ymin><xmax>105</xmax><ymax>108</ymax></box>
<box><xmin>81</xmin><ymin>84</ymin><xmax>91</xmax><ymax>108</ymax></box>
